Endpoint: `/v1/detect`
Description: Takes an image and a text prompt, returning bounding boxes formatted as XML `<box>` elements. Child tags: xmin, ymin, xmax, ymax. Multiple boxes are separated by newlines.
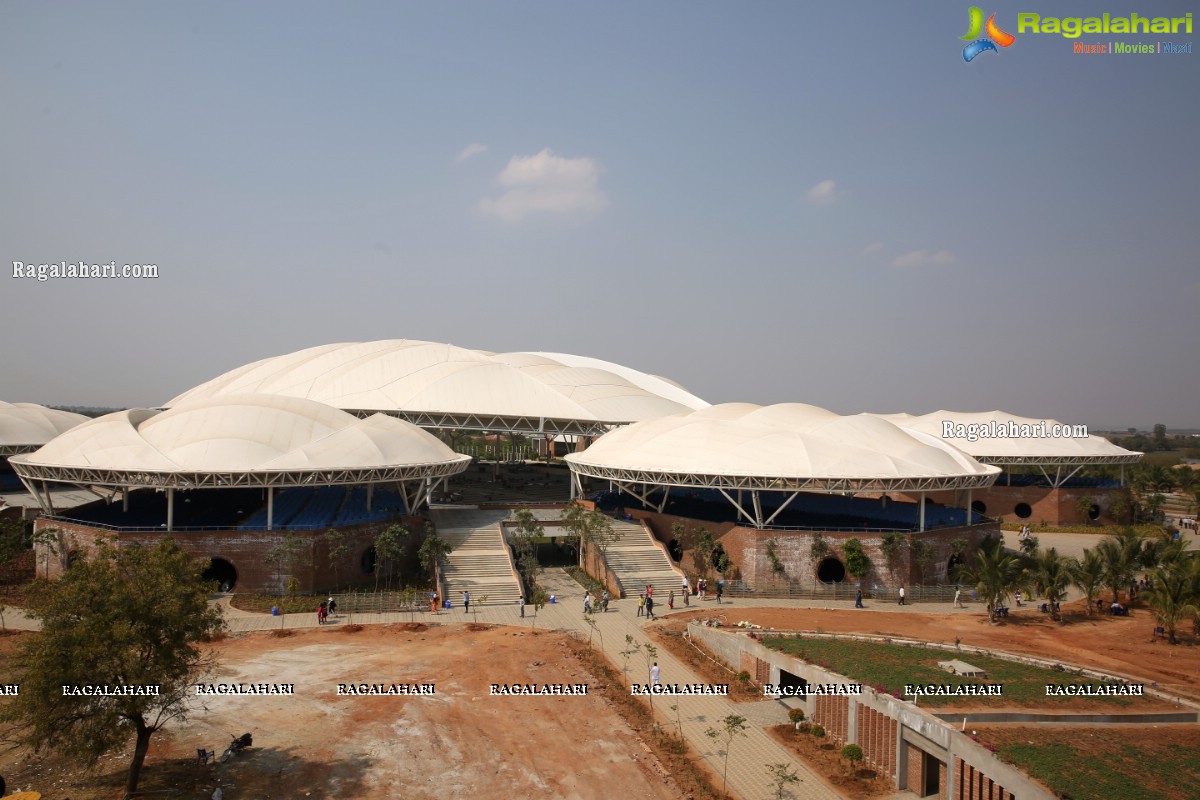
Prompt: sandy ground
<box><xmin>0</xmin><ymin>624</ymin><xmax>684</xmax><ymax>800</ymax></box>
<box><xmin>665</xmin><ymin>598</ymin><xmax>1200</xmax><ymax>703</ymax></box>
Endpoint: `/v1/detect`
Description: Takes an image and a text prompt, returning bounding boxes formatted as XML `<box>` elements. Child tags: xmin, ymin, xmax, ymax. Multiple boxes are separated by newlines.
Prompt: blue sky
<box><xmin>2</xmin><ymin>1</ymin><xmax>1197</xmax><ymax>428</ymax></box>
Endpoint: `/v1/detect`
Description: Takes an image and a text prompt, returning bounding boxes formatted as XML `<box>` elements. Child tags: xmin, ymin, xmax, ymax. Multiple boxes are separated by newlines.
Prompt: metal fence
<box><xmin>722</xmin><ymin>580</ymin><xmax>968</xmax><ymax>604</ymax></box>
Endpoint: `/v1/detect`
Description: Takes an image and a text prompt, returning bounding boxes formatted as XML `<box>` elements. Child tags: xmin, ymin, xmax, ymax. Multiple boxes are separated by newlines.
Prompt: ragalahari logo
<box><xmin>961</xmin><ymin>7</ymin><xmax>1016</xmax><ymax>61</ymax></box>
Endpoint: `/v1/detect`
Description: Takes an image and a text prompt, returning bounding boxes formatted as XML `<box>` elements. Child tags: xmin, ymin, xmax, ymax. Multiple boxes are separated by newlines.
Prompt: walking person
<box><xmin>716</xmin><ymin>579</ymin><xmax>724</xmax><ymax>604</ymax></box>
<box><xmin>520</xmin><ymin>596</ymin><xmax>525</xmax><ymax>618</ymax></box>
<box><xmin>463</xmin><ymin>590</ymin><xmax>470</xmax><ymax>614</ymax></box>
<box><xmin>602</xmin><ymin>589</ymin><xmax>610</xmax><ymax>612</ymax></box>
<box><xmin>637</xmin><ymin>591</ymin><xmax>646</xmax><ymax>617</ymax></box>
<box><xmin>855</xmin><ymin>588</ymin><xmax>863</xmax><ymax>608</ymax></box>
<box><xmin>583</xmin><ymin>591</ymin><xmax>592</xmax><ymax>616</ymax></box>
<box><xmin>645</xmin><ymin>593</ymin><xmax>655</xmax><ymax>620</ymax></box>
<box><xmin>650</xmin><ymin>661</ymin><xmax>661</xmax><ymax>689</ymax></box>
<box><xmin>317</xmin><ymin>601</ymin><xmax>327</xmax><ymax>625</ymax></box>
<box><xmin>898</xmin><ymin>586</ymin><xmax>906</xmax><ymax>606</ymax></box>
<box><xmin>327</xmin><ymin>596</ymin><xmax>337</xmax><ymax>617</ymax></box>
<box><xmin>683</xmin><ymin>578</ymin><xmax>690</xmax><ymax>607</ymax></box>
<box><xmin>430</xmin><ymin>592</ymin><xmax>439</xmax><ymax>614</ymax></box>
<box><xmin>668</xmin><ymin>590</ymin><xmax>675</xmax><ymax>610</ymax></box>
<box><xmin>954</xmin><ymin>587</ymin><xmax>963</xmax><ymax>608</ymax></box>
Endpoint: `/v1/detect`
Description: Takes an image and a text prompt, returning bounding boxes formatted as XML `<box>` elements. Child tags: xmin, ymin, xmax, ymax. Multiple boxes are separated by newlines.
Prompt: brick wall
<box><xmin>924</xmin><ymin>486</ymin><xmax>1131</xmax><ymax>525</ymax></box>
<box><xmin>621</xmin><ymin>509</ymin><xmax>996</xmax><ymax>588</ymax></box>
<box><xmin>32</xmin><ymin>516</ymin><xmax>425</xmax><ymax>593</ymax></box>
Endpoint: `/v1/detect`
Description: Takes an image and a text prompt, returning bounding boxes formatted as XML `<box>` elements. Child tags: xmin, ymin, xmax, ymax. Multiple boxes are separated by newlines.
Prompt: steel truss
<box><xmin>979</xmin><ymin>455</ymin><xmax>1142</xmax><ymax>466</ymax></box>
<box><xmin>351</xmin><ymin>409</ymin><xmax>612</xmax><ymax>437</ymax></box>
<box><xmin>572</xmin><ymin>462</ymin><xmax>999</xmax><ymax>530</ymax></box>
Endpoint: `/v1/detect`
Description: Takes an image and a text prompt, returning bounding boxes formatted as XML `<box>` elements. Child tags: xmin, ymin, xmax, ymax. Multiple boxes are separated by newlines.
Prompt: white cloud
<box><xmin>456</xmin><ymin>143</ymin><xmax>488</xmax><ymax>162</ymax></box>
<box><xmin>892</xmin><ymin>249</ymin><xmax>956</xmax><ymax>268</ymax></box>
<box><xmin>806</xmin><ymin>179</ymin><xmax>837</xmax><ymax>205</ymax></box>
<box><xmin>861</xmin><ymin>241</ymin><xmax>884</xmax><ymax>256</ymax></box>
<box><xmin>479</xmin><ymin>149</ymin><xmax>608</xmax><ymax>222</ymax></box>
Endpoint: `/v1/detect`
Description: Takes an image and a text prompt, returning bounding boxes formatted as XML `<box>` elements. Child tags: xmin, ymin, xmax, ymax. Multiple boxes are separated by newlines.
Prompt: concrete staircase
<box><xmin>1163</xmin><ymin>492</ymin><xmax>1196</xmax><ymax>522</ymax></box>
<box><xmin>429</xmin><ymin>508</ymin><xmax>523</xmax><ymax>606</ymax></box>
<box><xmin>602</xmin><ymin>520</ymin><xmax>683</xmax><ymax>599</ymax></box>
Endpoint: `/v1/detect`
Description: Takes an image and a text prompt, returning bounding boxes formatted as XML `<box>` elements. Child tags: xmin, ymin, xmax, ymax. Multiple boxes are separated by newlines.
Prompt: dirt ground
<box><xmin>0</xmin><ymin>624</ymin><xmax>685</xmax><ymax>800</ymax></box>
<box><xmin>663</xmin><ymin>600</ymin><xmax>1200</xmax><ymax>703</ymax></box>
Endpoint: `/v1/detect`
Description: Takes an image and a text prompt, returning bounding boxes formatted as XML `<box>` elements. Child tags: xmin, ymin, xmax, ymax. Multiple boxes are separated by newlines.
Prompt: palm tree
<box><xmin>1096</xmin><ymin>528</ymin><xmax>1142</xmax><ymax>604</ymax></box>
<box><xmin>955</xmin><ymin>545</ymin><xmax>1024</xmax><ymax>622</ymax></box>
<box><xmin>1024</xmin><ymin>547</ymin><xmax>1077</xmax><ymax>621</ymax></box>
<box><xmin>1143</xmin><ymin>557</ymin><xmax>1200</xmax><ymax>644</ymax></box>
<box><xmin>1074</xmin><ymin>548</ymin><xmax>1105</xmax><ymax>615</ymax></box>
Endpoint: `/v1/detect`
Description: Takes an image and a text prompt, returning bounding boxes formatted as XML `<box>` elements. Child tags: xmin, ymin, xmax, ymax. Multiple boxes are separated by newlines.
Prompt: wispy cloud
<box><xmin>892</xmin><ymin>249</ymin><xmax>956</xmax><ymax>268</ymax></box>
<box><xmin>456</xmin><ymin>143</ymin><xmax>488</xmax><ymax>162</ymax></box>
<box><xmin>479</xmin><ymin>149</ymin><xmax>608</xmax><ymax>222</ymax></box>
<box><xmin>861</xmin><ymin>241</ymin><xmax>884</xmax><ymax>256</ymax></box>
<box><xmin>806</xmin><ymin>179</ymin><xmax>838</xmax><ymax>205</ymax></box>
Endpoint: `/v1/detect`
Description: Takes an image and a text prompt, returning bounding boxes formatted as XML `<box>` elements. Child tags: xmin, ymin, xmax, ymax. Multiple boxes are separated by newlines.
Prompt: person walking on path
<box><xmin>317</xmin><ymin>601</ymin><xmax>327</xmax><ymax>625</ymax></box>
<box><xmin>898</xmin><ymin>586</ymin><xmax>906</xmax><ymax>606</ymax></box>
<box><xmin>583</xmin><ymin>591</ymin><xmax>592</xmax><ymax>615</ymax></box>
<box><xmin>855</xmin><ymin>588</ymin><xmax>863</xmax><ymax>608</ymax></box>
<box><xmin>463</xmin><ymin>590</ymin><xmax>470</xmax><ymax>614</ymax></box>
<box><xmin>520</xmin><ymin>596</ymin><xmax>525</xmax><ymax>617</ymax></box>
<box><xmin>602</xmin><ymin>589</ymin><xmax>610</xmax><ymax>612</ymax></box>
<box><xmin>954</xmin><ymin>587</ymin><xmax>963</xmax><ymax>608</ymax></box>
<box><xmin>668</xmin><ymin>590</ymin><xmax>675</xmax><ymax>610</ymax></box>
<box><xmin>430</xmin><ymin>592</ymin><xmax>439</xmax><ymax>614</ymax></box>
<box><xmin>637</xmin><ymin>592</ymin><xmax>646</xmax><ymax>617</ymax></box>
<box><xmin>716</xmin><ymin>579</ymin><xmax>724</xmax><ymax>604</ymax></box>
<box><xmin>645</xmin><ymin>593</ymin><xmax>655</xmax><ymax>620</ymax></box>
<box><xmin>650</xmin><ymin>662</ymin><xmax>661</xmax><ymax>689</ymax></box>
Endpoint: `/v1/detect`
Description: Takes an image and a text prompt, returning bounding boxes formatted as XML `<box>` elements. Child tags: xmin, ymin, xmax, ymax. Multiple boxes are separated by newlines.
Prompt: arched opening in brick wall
<box><xmin>202</xmin><ymin>557</ymin><xmax>238</xmax><ymax>591</ymax></box>
<box><xmin>361</xmin><ymin>546</ymin><xmax>377</xmax><ymax>574</ymax></box>
<box><xmin>816</xmin><ymin>556</ymin><xmax>846</xmax><ymax>584</ymax></box>
<box><xmin>1014</xmin><ymin>502</ymin><xmax>1032</xmax><ymax>519</ymax></box>
<box><xmin>971</xmin><ymin>500</ymin><xmax>986</xmax><ymax>514</ymax></box>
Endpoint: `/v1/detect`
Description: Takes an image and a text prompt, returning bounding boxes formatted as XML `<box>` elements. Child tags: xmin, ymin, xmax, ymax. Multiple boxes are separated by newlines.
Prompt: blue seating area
<box><xmin>596</xmin><ymin>488</ymin><xmax>983</xmax><ymax>531</ymax></box>
<box><xmin>53</xmin><ymin>485</ymin><xmax>410</xmax><ymax>531</ymax></box>
<box><xmin>997</xmin><ymin>473</ymin><xmax>1120</xmax><ymax>489</ymax></box>
<box><xmin>334</xmin><ymin>487</ymin><xmax>406</xmax><ymax>527</ymax></box>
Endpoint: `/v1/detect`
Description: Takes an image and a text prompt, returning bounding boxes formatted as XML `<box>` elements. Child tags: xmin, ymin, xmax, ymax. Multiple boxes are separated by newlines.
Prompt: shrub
<box><xmin>787</xmin><ymin>708</ymin><xmax>806</xmax><ymax>724</ymax></box>
<box><xmin>737</xmin><ymin>670</ymin><xmax>751</xmax><ymax>686</ymax></box>
<box><xmin>811</xmin><ymin>724</ymin><xmax>825</xmax><ymax>738</ymax></box>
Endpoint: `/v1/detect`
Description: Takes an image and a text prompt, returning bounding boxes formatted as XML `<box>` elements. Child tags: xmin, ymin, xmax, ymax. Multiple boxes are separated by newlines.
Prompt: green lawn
<box><xmin>985</xmin><ymin>729</ymin><xmax>1200</xmax><ymax>800</ymax></box>
<box><xmin>761</xmin><ymin>637</ymin><xmax>1143</xmax><ymax>708</ymax></box>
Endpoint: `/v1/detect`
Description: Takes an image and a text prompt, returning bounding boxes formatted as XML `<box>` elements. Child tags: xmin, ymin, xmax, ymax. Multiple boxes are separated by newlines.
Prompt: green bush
<box><xmin>787</xmin><ymin>708</ymin><xmax>806</xmax><ymax>724</ymax></box>
<box><xmin>811</xmin><ymin>724</ymin><xmax>825</xmax><ymax>738</ymax></box>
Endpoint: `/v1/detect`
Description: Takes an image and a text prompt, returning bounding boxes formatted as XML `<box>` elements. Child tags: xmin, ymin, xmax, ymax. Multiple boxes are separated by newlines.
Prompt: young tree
<box><xmin>560</xmin><ymin>500</ymin><xmax>591</xmax><ymax>567</ymax></box>
<box><xmin>323</xmin><ymin>528</ymin><xmax>350</xmax><ymax>591</ymax></box>
<box><xmin>0</xmin><ymin>538</ymin><xmax>224</xmax><ymax>795</ymax></box>
<box><xmin>529</xmin><ymin>588</ymin><xmax>548</xmax><ymax>629</ymax></box>
<box><xmin>374</xmin><ymin>524</ymin><xmax>409</xmax><ymax>592</ymax></box>
<box><xmin>417</xmin><ymin>525</ymin><xmax>451</xmax><ymax>588</ymax></box>
<box><xmin>956</xmin><ymin>545</ymin><xmax>1023</xmax><ymax>622</ymax></box>
<box><xmin>704</xmin><ymin>714</ymin><xmax>749</xmax><ymax>795</ymax></box>
<box><xmin>264</xmin><ymin>532</ymin><xmax>304</xmax><ymax>595</ymax></box>
<box><xmin>692</xmin><ymin>526</ymin><xmax>714</xmax><ymax>579</ymax></box>
<box><xmin>583</xmin><ymin>511</ymin><xmax>618</xmax><ymax>586</ymax></box>
<box><xmin>840</xmin><ymin>743</ymin><xmax>865</xmax><ymax>776</ymax></box>
<box><xmin>29</xmin><ymin>525</ymin><xmax>61</xmax><ymax>579</ymax></box>
<box><xmin>810</xmin><ymin>533</ymin><xmax>830</xmax><ymax>561</ymax></box>
<box><xmin>1074</xmin><ymin>548</ymin><xmax>1105</xmax><ymax>614</ymax></box>
<box><xmin>842</xmin><ymin>538</ymin><xmax>871</xmax><ymax>581</ymax></box>
<box><xmin>767</xmin><ymin>762</ymin><xmax>801</xmax><ymax>800</ymax></box>
<box><xmin>1143</xmin><ymin>557</ymin><xmax>1200</xmax><ymax>644</ymax></box>
<box><xmin>0</xmin><ymin>517</ymin><xmax>26</xmax><ymax>570</ymax></box>
<box><xmin>1097</xmin><ymin>528</ymin><xmax>1143</xmax><ymax>603</ymax></box>
<box><xmin>1025</xmin><ymin>547</ymin><xmax>1077</xmax><ymax>621</ymax></box>
<box><xmin>909</xmin><ymin>537</ymin><xmax>936</xmax><ymax>585</ymax></box>
<box><xmin>510</xmin><ymin>508</ymin><xmax>545</xmax><ymax>590</ymax></box>
<box><xmin>879</xmin><ymin>532</ymin><xmax>905</xmax><ymax>573</ymax></box>
<box><xmin>621</xmin><ymin>634</ymin><xmax>640</xmax><ymax>690</ymax></box>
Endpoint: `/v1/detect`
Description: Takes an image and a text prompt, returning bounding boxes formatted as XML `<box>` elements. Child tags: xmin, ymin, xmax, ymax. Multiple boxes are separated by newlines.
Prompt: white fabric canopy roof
<box><xmin>0</xmin><ymin>402</ymin><xmax>90</xmax><ymax>455</ymax></box>
<box><xmin>165</xmin><ymin>340</ymin><xmax>707</xmax><ymax>435</ymax></box>
<box><xmin>874</xmin><ymin>410</ymin><xmax>1142</xmax><ymax>465</ymax></box>
<box><xmin>565</xmin><ymin>403</ymin><xmax>1000</xmax><ymax>491</ymax></box>
<box><xmin>10</xmin><ymin>394</ymin><xmax>470</xmax><ymax>489</ymax></box>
